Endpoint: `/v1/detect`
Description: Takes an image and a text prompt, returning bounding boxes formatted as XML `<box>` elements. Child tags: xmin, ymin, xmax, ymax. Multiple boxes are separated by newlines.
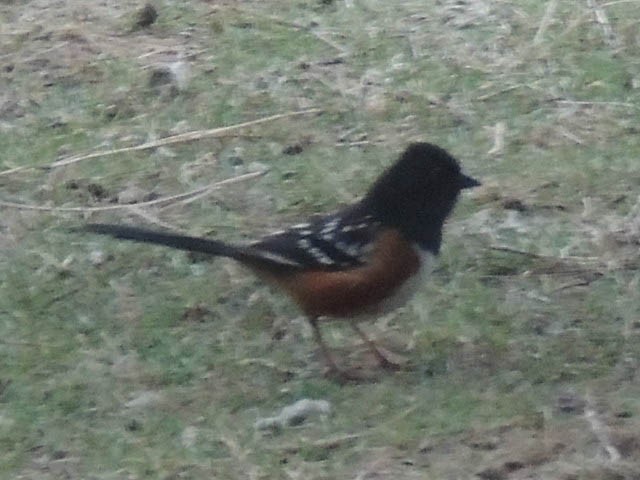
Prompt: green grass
<box><xmin>1</xmin><ymin>0</ymin><xmax>640</xmax><ymax>478</ymax></box>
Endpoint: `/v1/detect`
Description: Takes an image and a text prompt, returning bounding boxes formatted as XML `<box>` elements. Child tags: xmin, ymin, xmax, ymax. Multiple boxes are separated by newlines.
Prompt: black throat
<box><xmin>361</xmin><ymin>196</ymin><xmax>451</xmax><ymax>254</ymax></box>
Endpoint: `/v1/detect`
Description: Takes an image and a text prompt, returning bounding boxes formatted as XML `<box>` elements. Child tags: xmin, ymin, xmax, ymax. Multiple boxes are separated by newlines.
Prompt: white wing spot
<box><xmin>321</xmin><ymin>232</ymin><xmax>335</xmax><ymax>242</ymax></box>
<box><xmin>253</xmin><ymin>249</ymin><xmax>302</xmax><ymax>267</ymax></box>
<box><xmin>341</xmin><ymin>219</ymin><xmax>376</xmax><ymax>233</ymax></box>
<box><xmin>291</xmin><ymin>223</ymin><xmax>311</xmax><ymax>229</ymax></box>
<box><xmin>297</xmin><ymin>238</ymin><xmax>311</xmax><ymax>249</ymax></box>
<box><xmin>308</xmin><ymin>246</ymin><xmax>335</xmax><ymax>265</ymax></box>
<box><xmin>320</xmin><ymin>218</ymin><xmax>339</xmax><ymax>235</ymax></box>
<box><xmin>335</xmin><ymin>241</ymin><xmax>362</xmax><ymax>258</ymax></box>
<box><xmin>298</xmin><ymin>237</ymin><xmax>335</xmax><ymax>265</ymax></box>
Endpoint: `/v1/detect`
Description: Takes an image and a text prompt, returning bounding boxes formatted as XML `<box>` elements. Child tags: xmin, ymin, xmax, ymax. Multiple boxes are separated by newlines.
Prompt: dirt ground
<box><xmin>0</xmin><ymin>0</ymin><xmax>640</xmax><ymax>480</ymax></box>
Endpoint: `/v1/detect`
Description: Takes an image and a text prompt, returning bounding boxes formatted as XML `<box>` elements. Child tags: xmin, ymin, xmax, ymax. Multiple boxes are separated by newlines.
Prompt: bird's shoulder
<box><xmin>246</xmin><ymin>202</ymin><xmax>382</xmax><ymax>271</ymax></box>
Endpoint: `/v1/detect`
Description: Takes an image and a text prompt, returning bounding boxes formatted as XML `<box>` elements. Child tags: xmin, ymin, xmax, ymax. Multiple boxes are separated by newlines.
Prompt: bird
<box><xmin>84</xmin><ymin>142</ymin><xmax>480</xmax><ymax>381</ymax></box>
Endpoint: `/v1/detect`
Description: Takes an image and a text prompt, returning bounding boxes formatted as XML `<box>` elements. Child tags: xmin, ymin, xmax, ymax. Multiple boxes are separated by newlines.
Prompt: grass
<box><xmin>1</xmin><ymin>0</ymin><xmax>640</xmax><ymax>478</ymax></box>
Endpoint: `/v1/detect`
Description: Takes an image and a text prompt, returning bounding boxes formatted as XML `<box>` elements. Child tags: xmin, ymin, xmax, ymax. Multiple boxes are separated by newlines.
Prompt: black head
<box><xmin>364</xmin><ymin>142</ymin><xmax>480</xmax><ymax>250</ymax></box>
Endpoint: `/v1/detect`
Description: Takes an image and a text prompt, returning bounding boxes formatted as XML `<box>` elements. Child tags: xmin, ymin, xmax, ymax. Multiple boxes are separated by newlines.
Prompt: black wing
<box><xmin>83</xmin><ymin>205</ymin><xmax>381</xmax><ymax>273</ymax></box>
<box><xmin>247</xmin><ymin>203</ymin><xmax>381</xmax><ymax>271</ymax></box>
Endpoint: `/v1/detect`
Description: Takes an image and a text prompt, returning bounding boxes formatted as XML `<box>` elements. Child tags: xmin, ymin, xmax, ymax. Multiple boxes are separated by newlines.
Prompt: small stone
<box><xmin>255</xmin><ymin>399</ymin><xmax>331</xmax><ymax>431</ymax></box>
<box><xmin>117</xmin><ymin>185</ymin><xmax>147</xmax><ymax>204</ymax></box>
<box><xmin>89</xmin><ymin>250</ymin><xmax>106</xmax><ymax>266</ymax></box>
<box><xmin>181</xmin><ymin>426</ymin><xmax>198</xmax><ymax>448</ymax></box>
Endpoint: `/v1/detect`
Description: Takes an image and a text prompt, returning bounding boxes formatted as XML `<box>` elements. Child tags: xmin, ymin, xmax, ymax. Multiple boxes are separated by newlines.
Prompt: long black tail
<box><xmin>83</xmin><ymin>223</ymin><xmax>301</xmax><ymax>273</ymax></box>
<box><xmin>84</xmin><ymin>224</ymin><xmax>241</xmax><ymax>258</ymax></box>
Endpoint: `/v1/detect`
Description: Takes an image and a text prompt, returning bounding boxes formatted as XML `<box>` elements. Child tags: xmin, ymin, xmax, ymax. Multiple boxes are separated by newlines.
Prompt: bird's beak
<box><xmin>460</xmin><ymin>173</ymin><xmax>481</xmax><ymax>189</ymax></box>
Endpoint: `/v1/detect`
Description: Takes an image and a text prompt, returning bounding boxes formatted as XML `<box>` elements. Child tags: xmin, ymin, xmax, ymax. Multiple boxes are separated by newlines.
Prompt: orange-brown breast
<box><xmin>263</xmin><ymin>229</ymin><xmax>422</xmax><ymax>318</ymax></box>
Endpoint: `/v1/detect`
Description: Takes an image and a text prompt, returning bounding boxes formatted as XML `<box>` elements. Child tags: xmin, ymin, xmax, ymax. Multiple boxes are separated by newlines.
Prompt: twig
<box><xmin>136</xmin><ymin>48</ymin><xmax>206</xmax><ymax>60</ymax></box>
<box><xmin>0</xmin><ymin>165</ymin><xmax>29</xmax><ymax>177</ymax></box>
<box><xmin>0</xmin><ymin>109</ymin><xmax>321</xmax><ymax>177</ymax></box>
<box><xmin>480</xmin><ymin>269</ymin><xmax>592</xmax><ymax>279</ymax></box>
<box><xmin>126</xmin><ymin>206</ymin><xmax>185</xmax><ymax>232</ymax></box>
<box><xmin>48</xmin><ymin>109</ymin><xmax>322</xmax><ymax>169</ymax></box>
<box><xmin>310</xmin><ymin>31</ymin><xmax>349</xmax><ymax>54</ymax></box>
<box><xmin>490</xmin><ymin>245</ymin><xmax>547</xmax><ymax>259</ymax></box>
<box><xmin>159</xmin><ymin>168</ymin><xmax>267</xmax><ymax>210</ymax></box>
<box><xmin>551</xmin><ymin>279</ymin><xmax>595</xmax><ymax>292</ymax></box>
<box><xmin>533</xmin><ymin>0</ymin><xmax>558</xmax><ymax>45</ymax></box>
<box><xmin>476</xmin><ymin>84</ymin><xmax>524</xmax><ymax>101</ymax></box>
<box><xmin>335</xmin><ymin>140</ymin><xmax>371</xmax><ymax>147</ymax></box>
<box><xmin>370</xmin><ymin>405</ymin><xmax>419</xmax><ymax>434</ymax></box>
<box><xmin>0</xmin><ymin>170</ymin><xmax>266</xmax><ymax>213</ymax></box>
<box><xmin>584</xmin><ymin>394</ymin><xmax>621</xmax><ymax>462</ymax></box>
<box><xmin>1</xmin><ymin>41</ymin><xmax>69</xmax><ymax>64</ymax></box>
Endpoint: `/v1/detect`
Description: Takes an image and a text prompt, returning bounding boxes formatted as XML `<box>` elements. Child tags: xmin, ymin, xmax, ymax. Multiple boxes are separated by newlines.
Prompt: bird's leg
<box><xmin>308</xmin><ymin>317</ymin><xmax>361</xmax><ymax>382</ymax></box>
<box><xmin>350</xmin><ymin>322</ymin><xmax>407</xmax><ymax>370</ymax></box>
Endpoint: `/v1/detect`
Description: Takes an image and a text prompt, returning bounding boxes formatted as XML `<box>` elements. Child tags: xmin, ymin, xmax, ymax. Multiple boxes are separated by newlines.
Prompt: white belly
<box><xmin>375</xmin><ymin>248</ymin><xmax>435</xmax><ymax>315</ymax></box>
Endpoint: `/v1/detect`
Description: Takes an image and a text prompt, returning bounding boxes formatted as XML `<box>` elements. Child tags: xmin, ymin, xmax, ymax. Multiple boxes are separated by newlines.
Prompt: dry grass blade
<box><xmin>477</xmin><ymin>84</ymin><xmax>525</xmax><ymax>101</ymax></box>
<box><xmin>533</xmin><ymin>0</ymin><xmax>558</xmax><ymax>45</ymax></box>
<box><xmin>0</xmin><ymin>109</ymin><xmax>321</xmax><ymax>177</ymax></box>
<box><xmin>555</xmin><ymin>100</ymin><xmax>637</xmax><ymax>109</ymax></box>
<box><xmin>487</xmin><ymin>121</ymin><xmax>506</xmax><ymax>156</ymax></box>
<box><xmin>0</xmin><ymin>170</ymin><xmax>266</xmax><ymax>213</ymax></box>
<box><xmin>584</xmin><ymin>394</ymin><xmax>622</xmax><ymax>462</ymax></box>
<box><xmin>0</xmin><ymin>165</ymin><xmax>29</xmax><ymax>178</ymax></box>
<box><xmin>489</xmin><ymin>245</ymin><xmax>607</xmax><ymax>277</ymax></box>
<box><xmin>126</xmin><ymin>206</ymin><xmax>185</xmax><ymax>232</ymax></box>
<box><xmin>586</xmin><ymin>0</ymin><xmax>620</xmax><ymax>48</ymax></box>
<box><xmin>49</xmin><ymin>108</ymin><xmax>322</xmax><ymax>169</ymax></box>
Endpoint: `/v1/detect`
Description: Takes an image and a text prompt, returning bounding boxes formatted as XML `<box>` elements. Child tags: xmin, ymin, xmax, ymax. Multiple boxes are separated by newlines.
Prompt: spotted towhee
<box><xmin>85</xmin><ymin>142</ymin><xmax>480</xmax><ymax>380</ymax></box>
